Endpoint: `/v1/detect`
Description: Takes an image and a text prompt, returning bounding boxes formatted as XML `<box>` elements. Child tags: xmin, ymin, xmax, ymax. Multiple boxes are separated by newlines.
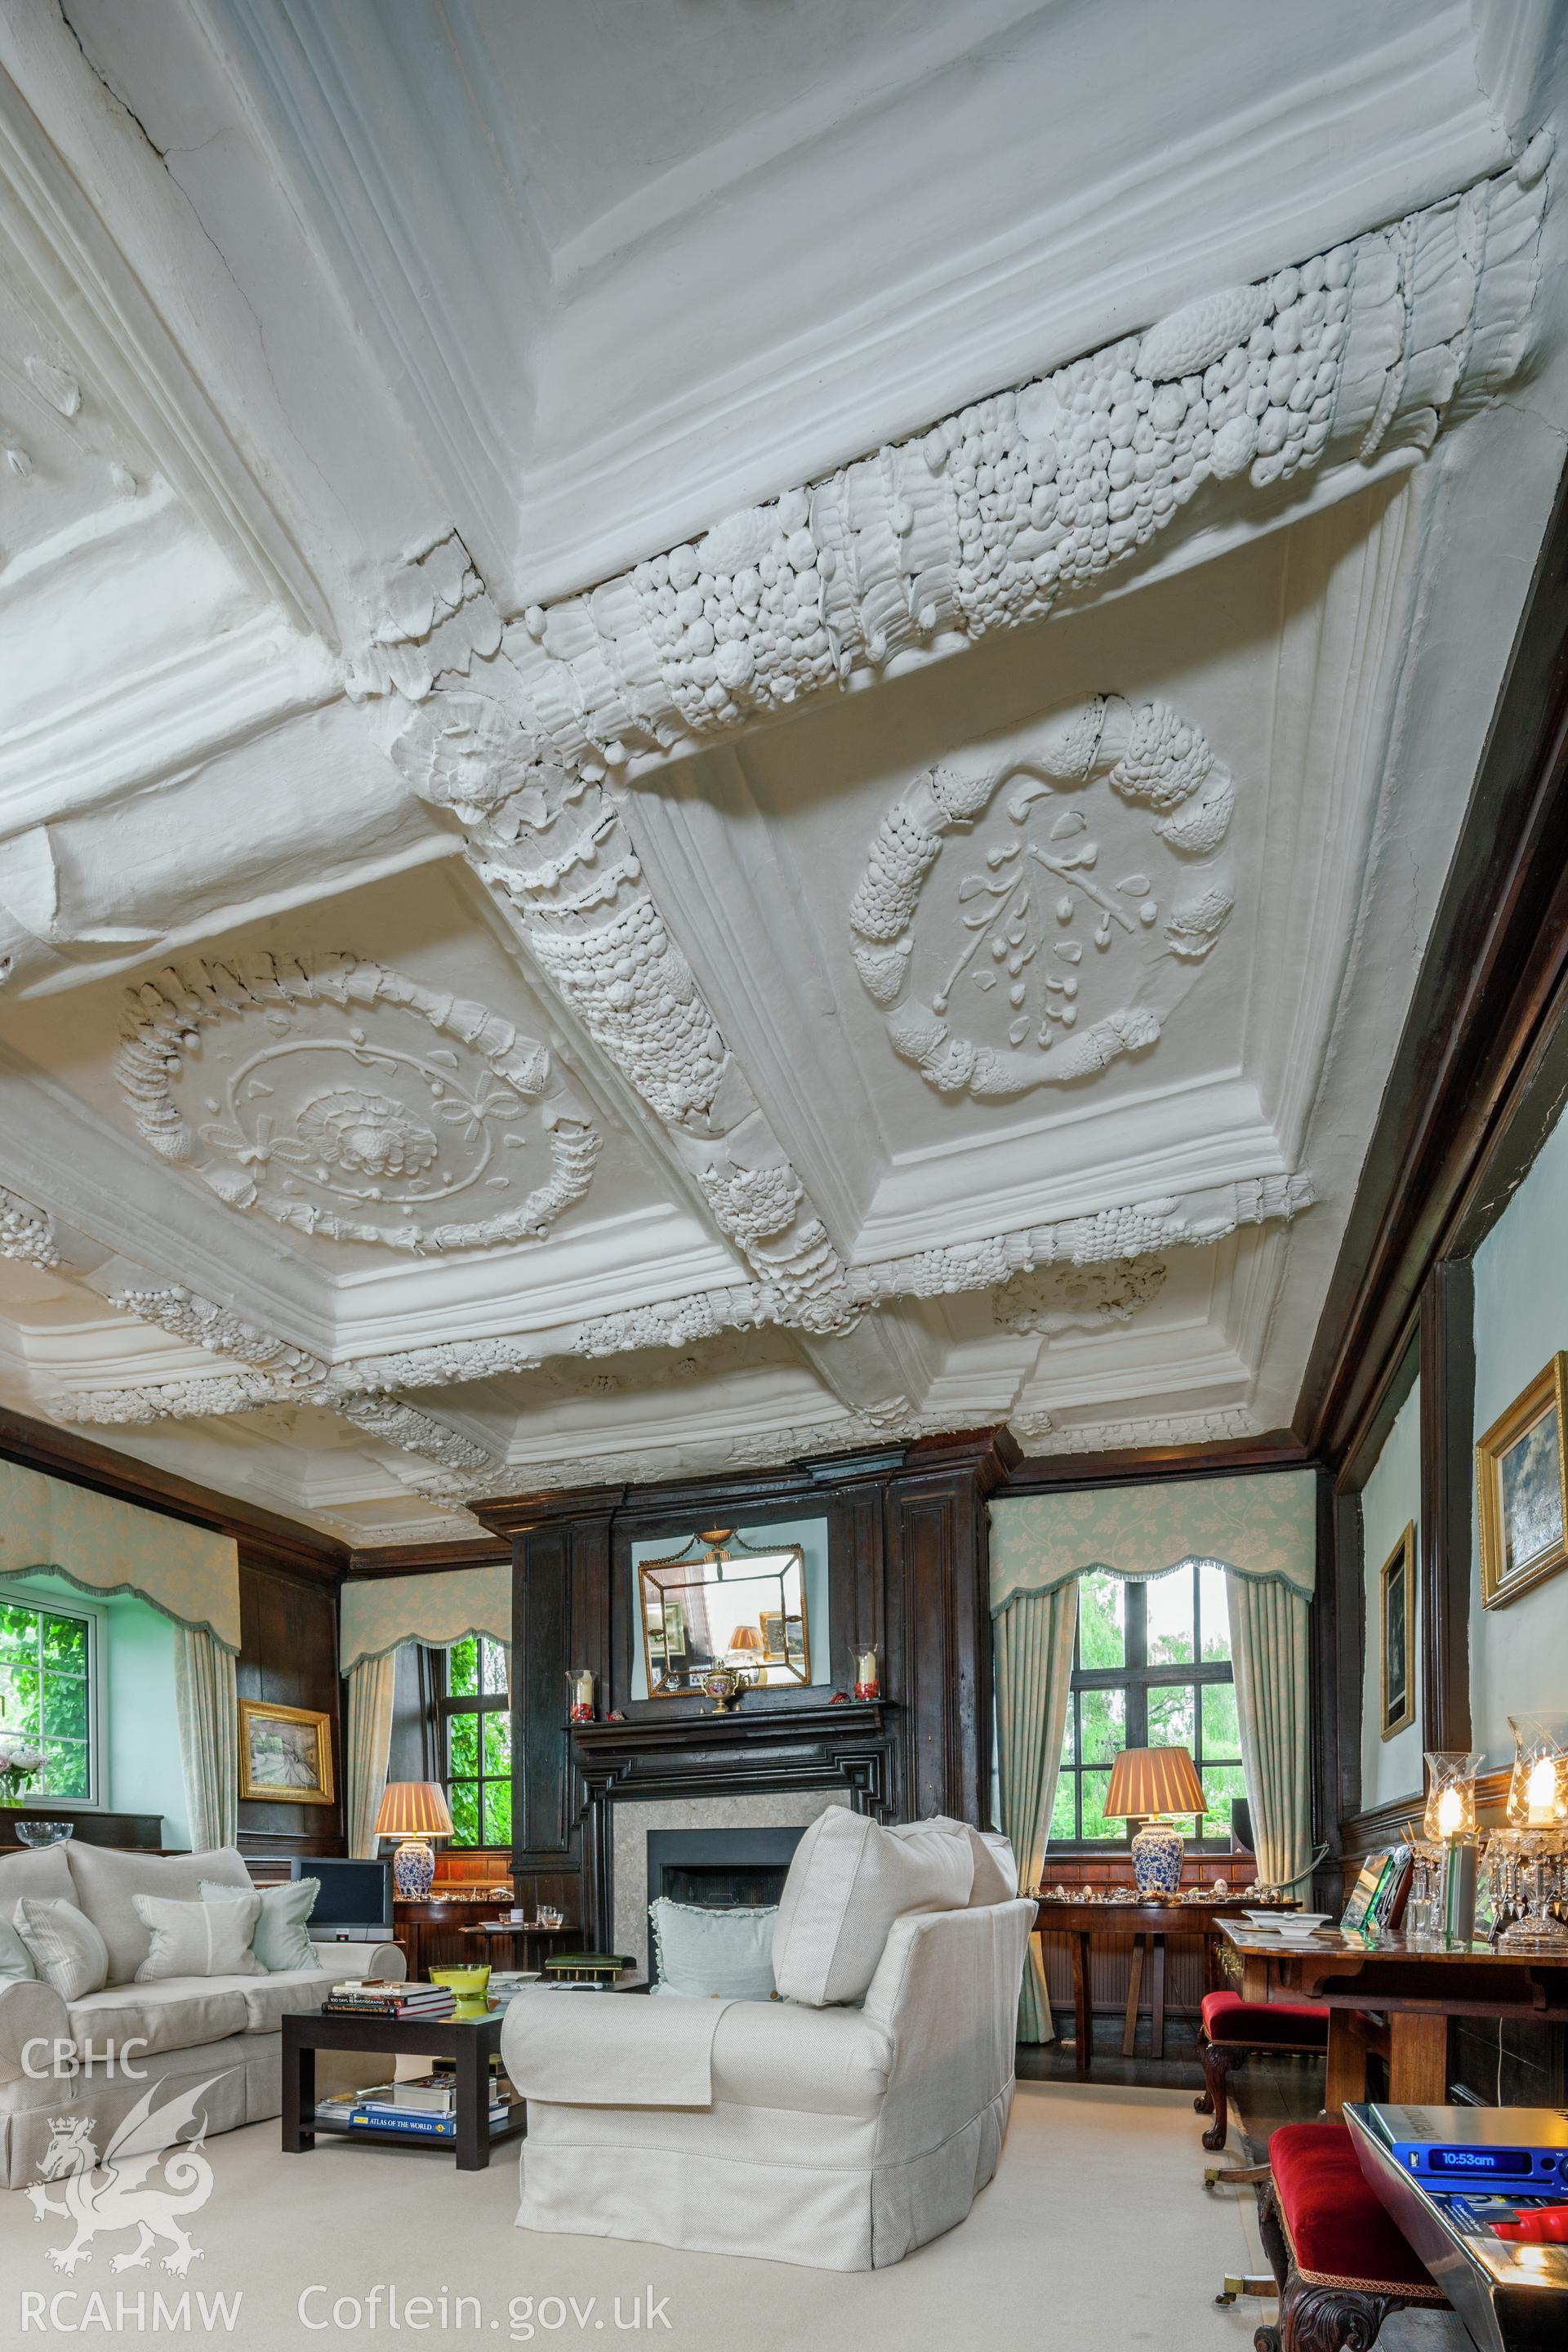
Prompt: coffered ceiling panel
<box><xmin>0</xmin><ymin>0</ymin><xmax>1562</xmax><ymax>1543</ymax></box>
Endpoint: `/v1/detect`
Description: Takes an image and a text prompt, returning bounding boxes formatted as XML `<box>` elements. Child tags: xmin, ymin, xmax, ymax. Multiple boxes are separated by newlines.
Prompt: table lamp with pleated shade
<box><xmin>374</xmin><ymin>1781</ymin><xmax>453</xmax><ymax>1902</ymax></box>
<box><xmin>1104</xmin><ymin>1746</ymin><xmax>1207</xmax><ymax>1898</ymax></box>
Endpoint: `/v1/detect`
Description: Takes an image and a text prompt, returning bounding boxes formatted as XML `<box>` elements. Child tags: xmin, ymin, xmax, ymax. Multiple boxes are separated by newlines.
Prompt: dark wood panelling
<box><xmin>235</xmin><ymin>1548</ymin><xmax>345</xmax><ymax>1859</ymax></box>
<box><xmin>348</xmin><ymin>1538</ymin><xmax>510</xmax><ymax>1579</ymax></box>
<box><xmin>1418</xmin><ymin>1258</ymin><xmax>1476</xmax><ymax>1752</ymax></box>
<box><xmin>483</xmin><ymin>1431</ymin><xmax>1018</xmax><ymax>1927</ymax></box>
<box><xmin>1302</xmin><ymin>454</ymin><xmax>1568</xmax><ymax>1465</ymax></box>
<box><xmin>0</xmin><ymin>1808</ymin><xmax>163</xmax><ymax>1851</ymax></box>
<box><xmin>0</xmin><ymin>1404</ymin><xmax>345</xmax><ymax>1580</ymax></box>
<box><xmin>1009</xmin><ymin>1436</ymin><xmax>1311</xmax><ymax>1490</ymax></box>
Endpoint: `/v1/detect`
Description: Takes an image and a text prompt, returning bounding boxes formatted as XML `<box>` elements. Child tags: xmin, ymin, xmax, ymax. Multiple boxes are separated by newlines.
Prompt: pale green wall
<box><xmin>1359</xmin><ymin>1378</ymin><xmax>1422</xmax><ymax>1806</ymax></box>
<box><xmin>104</xmin><ymin>1590</ymin><xmax>189</xmax><ymax>1850</ymax></box>
<box><xmin>4</xmin><ymin>1569</ymin><xmax>189</xmax><ymax>1846</ymax></box>
<box><xmin>630</xmin><ymin>1517</ymin><xmax>831</xmax><ymax>1701</ymax></box>
<box><xmin>1471</xmin><ymin>1101</ymin><xmax>1568</xmax><ymax>1766</ymax></box>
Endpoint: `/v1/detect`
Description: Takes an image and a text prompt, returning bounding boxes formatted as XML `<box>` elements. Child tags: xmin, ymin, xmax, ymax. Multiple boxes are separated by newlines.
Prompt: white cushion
<box><xmin>66</xmin><ymin>1978</ymin><xmax>251</xmax><ymax>2056</ymax></box>
<box><xmin>66</xmin><ymin>1843</ymin><xmax>252</xmax><ymax>1985</ymax></box>
<box><xmin>649</xmin><ymin>1900</ymin><xmax>777</xmax><ymax>1999</ymax></box>
<box><xmin>12</xmin><ymin>1896</ymin><xmax>109</xmax><ymax>2001</ymax></box>
<box><xmin>133</xmin><ymin>1893</ymin><xmax>265</xmax><ymax>1982</ymax></box>
<box><xmin>888</xmin><ymin>1818</ymin><xmax>1018</xmax><ymax>1904</ymax></box>
<box><xmin>0</xmin><ymin>1845</ymin><xmax>75</xmax><ymax>1909</ymax></box>
<box><xmin>770</xmin><ymin>1810</ymin><xmax>973</xmax><ymax>2007</ymax></box>
<box><xmin>0</xmin><ymin>1917</ymin><xmax>36</xmax><ymax>1984</ymax></box>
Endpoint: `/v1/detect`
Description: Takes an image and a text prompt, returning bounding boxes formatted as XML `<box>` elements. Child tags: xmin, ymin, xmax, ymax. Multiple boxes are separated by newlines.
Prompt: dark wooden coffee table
<box><xmin>281</xmin><ymin>2005</ymin><xmax>524</xmax><ymax>2172</ymax></box>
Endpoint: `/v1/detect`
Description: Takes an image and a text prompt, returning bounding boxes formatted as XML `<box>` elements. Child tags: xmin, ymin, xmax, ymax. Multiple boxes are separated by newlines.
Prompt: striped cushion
<box><xmin>11</xmin><ymin>1896</ymin><xmax>109</xmax><ymax>2001</ymax></box>
<box><xmin>133</xmin><ymin>1893</ymin><xmax>265</xmax><ymax>1983</ymax></box>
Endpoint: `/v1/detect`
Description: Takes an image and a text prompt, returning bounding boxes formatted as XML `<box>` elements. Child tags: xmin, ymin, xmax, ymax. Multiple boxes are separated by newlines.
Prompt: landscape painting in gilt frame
<box><xmin>237</xmin><ymin>1698</ymin><xmax>335</xmax><ymax>1806</ymax></box>
<box><xmin>1477</xmin><ymin>1352</ymin><xmax>1568</xmax><ymax>1610</ymax></box>
<box><xmin>1379</xmin><ymin>1520</ymin><xmax>1415</xmax><ymax>1740</ymax></box>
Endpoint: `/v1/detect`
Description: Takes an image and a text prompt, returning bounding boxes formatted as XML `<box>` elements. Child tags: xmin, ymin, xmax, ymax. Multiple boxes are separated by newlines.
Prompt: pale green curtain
<box><xmin>1226</xmin><ymin>1573</ymin><xmax>1312</xmax><ymax>1889</ymax></box>
<box><xmin>345</xmin><ymin>1651</ymin><xmax>400</xmax><ymax>1860</ymax></box>
<box><xmin>994</xmin><ymin>1581</ymin><xmax>1079</xmax><ymax>2042</ymax></box>
<box><xmin>172</xmin><ymin>1626</ymin><xmax>237</xmax><ymax>1852</ymax></box>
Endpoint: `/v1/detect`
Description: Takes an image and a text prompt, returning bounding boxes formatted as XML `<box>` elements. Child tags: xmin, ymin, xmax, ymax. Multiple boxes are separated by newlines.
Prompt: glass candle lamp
<box><xmin>567</xmin><ymin>1668</ymin><xmax>595</xmax><ymax>1726</ymax></box>
<box><xmin>1505</xmin><ymin>1715</ymin><xmax>1568</xmax><ymax>1829</ymax></box>
<box><xmin>1423</xmin><ymin>1752</ymin><xmax>1484</xmax><ymax>1946</ymax></box>
<box><xmin>854</xmin><ymin>1645</ymin><xmax>880</xmax><ymax>1701</ymax></box>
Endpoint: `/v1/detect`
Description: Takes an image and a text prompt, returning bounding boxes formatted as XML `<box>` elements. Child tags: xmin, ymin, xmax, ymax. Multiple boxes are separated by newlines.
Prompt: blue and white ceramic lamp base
<box><xmin>1130</xmin><ymin>1821</ymin><xmax>1185</xmax><ymax>1895</ymax></box>
<box><xmin>391</xmin><ymin>1838</ymin><xmax>435</xmax><ymax>1901</ymax></box>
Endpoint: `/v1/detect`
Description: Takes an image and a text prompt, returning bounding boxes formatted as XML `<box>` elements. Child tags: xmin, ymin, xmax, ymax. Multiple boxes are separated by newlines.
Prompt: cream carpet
<box><xmin>0</xmin><ymin>2082</ymin><xmax>1466</xmax><ymax>2350</ymax></box>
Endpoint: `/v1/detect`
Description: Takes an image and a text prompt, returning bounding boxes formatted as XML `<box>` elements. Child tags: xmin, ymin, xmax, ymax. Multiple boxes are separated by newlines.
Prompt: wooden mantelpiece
<box><xmin>572</xmin><ymin>1699</ymin><xmax>888</xmax><ymax>1800</ymax></box>
<box><xmin>569</xmin><ymin>1699</ymin><xmax>890</xmax><ymax>1947</ymax></box>
<box><xmin>474</xmin><ymin>1432</ymin><xmax>1013</xmax><ymax>1938</ymax></box>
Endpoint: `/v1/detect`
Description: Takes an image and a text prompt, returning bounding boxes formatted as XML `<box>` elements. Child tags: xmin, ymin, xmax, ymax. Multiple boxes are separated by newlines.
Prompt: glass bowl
<box><xmin>12</xmin><ymin>1820</ymin><xmax>74</xmax><ymax>1848</ymax></box>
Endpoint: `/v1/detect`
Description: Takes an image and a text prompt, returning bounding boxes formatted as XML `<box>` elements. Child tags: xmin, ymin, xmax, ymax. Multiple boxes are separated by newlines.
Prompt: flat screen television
<box><xmin>292</xmin><ymin>1856</ymin><xmax>393</xmax><ymax>1941</ymax></box>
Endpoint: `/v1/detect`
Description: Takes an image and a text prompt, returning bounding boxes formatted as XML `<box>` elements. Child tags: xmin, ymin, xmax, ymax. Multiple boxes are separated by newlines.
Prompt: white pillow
<box><xmin>648</xmin><ymin>1899</ymin><xmax>777</xmax><ymax>1999</ymax></box>
<box><xmin>889</xmin><ymin>1817</ymin><xmax>1019</xmax><ymax>1904</ymax></box>
<box><xmin>133</xmin><ymin>1892</ymin><xmax>265</xmax><ymax>1983</ymax></box>
<box><xmin>771</xmin><ymin>1810</ymin><xmax>973</xmax><ymax>2007</ymax></box>
<box><xmin>12</xmin><ymin>1896</ymin><xmax>109</xmax><ymax>2000</ymax></box>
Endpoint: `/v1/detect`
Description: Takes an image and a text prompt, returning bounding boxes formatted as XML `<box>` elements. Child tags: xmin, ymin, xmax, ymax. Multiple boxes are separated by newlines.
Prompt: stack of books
<box><xmin>323</xmin><ymin>1980</ymin><xmax>457</xmax><ymax>2020</ymax></box>
<box><xmin>314</xmin><ymin>2074</ymin><xmax>513</xmax><ymax>2142</ymax></box>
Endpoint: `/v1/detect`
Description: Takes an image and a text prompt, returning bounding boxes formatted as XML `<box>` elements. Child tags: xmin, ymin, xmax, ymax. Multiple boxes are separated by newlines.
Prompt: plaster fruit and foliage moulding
<box><xmin>345</xmin><ymin>156</ymin><xmax>1545</xmax><ymax>1336</ymax></box>
<box><xmin>60</xmin><ymin>1165</ymin><xmax>1314</xmax><ymax>1444</ymax></box>
<box><xmin>355</xmin><ymin>154</ymin><xmax>1549</xmax><ymax>795</ymax></box>
<box><xmin>0</xmin><ymin>1186</ymin><xmax>59</xmax><ymax>1271</ymax></box>
<box><xmin>849</xmin><ymin>695</ymin><xmax>1233</xmax><ymax>1098</ymax></box>
<box><xmin>994</xmin><ymin>1256</ymin><xmax>1169</xmax><ymax>1339</ymax></box>
<box><xmin>114</xmin><ymin>951</ymin><xmax>599</xmax><ymax>1253</ymax></box>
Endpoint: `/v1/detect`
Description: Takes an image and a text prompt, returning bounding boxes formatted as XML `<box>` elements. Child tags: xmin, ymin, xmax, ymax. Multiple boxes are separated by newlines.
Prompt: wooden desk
<box><xmin>1218</xmin><ymin>1924</ymin><xmax>1568</xmax><ymax>2113</ymax></box>
<box><xmin>1035</xmin><ymin>1897</ymin><xmax>1293</xmax><ymax>2072</ymax></box>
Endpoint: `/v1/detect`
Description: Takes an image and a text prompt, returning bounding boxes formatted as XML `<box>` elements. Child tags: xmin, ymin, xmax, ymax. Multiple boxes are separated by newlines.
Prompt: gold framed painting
<box><xmin>1477</xmin><ymin>1352</ymin><xmax>1568</xmax><ymax>1610</ymax></box>
<box><xmin>237</xmin><ymin>1698</ymin><xmax>335</xmax><ymax>1806</ymax></box>
<box><xmin>1378</xmin><ymin>1521</ymin><xmax>1415</xmax><ymax>1740</ymax></box>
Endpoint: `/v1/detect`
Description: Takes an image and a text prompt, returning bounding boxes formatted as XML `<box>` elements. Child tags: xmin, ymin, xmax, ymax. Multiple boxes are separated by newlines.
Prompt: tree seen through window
<box><xmin>1050</xmin><ymin>1562</ymin><xmax>1245</xmax><ymax>1850</ymax></box>
<box><xmin>439</xmin><ymin>1636</ymin><xmax>512</xmax><ymax>1846</ymax></box>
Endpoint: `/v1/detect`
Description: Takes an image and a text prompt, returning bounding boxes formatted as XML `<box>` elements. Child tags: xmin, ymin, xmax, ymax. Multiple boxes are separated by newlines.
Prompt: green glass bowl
<box><xmin>428</xmin><ymin>1965</ymin><xmax>492</xmax><ymax>2019</ymax></box>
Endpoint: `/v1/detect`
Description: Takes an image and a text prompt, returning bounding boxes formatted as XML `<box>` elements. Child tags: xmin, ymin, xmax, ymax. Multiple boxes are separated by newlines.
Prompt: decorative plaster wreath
<box><xmin>114</xmin><ymin>952</ymin><xmax>599</xmax><ymax>1253</ymax></box>
<box><xmin>849</xmin><ymin>694</ymin><xmax>1236</xmax><ymax>1098</ymax></box>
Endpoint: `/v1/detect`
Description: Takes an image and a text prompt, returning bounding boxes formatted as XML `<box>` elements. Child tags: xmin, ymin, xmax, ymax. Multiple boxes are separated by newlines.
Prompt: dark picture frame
<box><xmin>1379</xmin><ymin>1520</ymin><xmax>1416</xmax><ymax>1740</ymax></box>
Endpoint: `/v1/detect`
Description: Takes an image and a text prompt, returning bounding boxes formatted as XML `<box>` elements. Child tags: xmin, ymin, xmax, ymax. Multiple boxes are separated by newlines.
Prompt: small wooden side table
<box><xmin>469</xmin><ymin>1919</ymin><xmax>577</xmax><ymax>1973</ymax></box>
<box><xmin>1034</xmin><ymin>1896</ymin><xmax>1292</xmax><ymax>2072</ymax></box>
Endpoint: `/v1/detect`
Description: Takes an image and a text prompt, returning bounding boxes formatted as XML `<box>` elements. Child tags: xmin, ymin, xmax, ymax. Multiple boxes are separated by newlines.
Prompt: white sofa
<box><xmin>502</xmin><ymin>1813</ymin><xmax>1034</xmax><ymax>2271</ymax></box>
<box><xmin>0</xmin><ymin>1841</ymin><xmax>404</xmax><ymax>2189</ymax></box>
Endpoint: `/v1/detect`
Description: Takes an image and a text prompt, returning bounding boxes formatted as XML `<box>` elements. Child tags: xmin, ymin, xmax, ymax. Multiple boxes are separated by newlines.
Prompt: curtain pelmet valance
<box><xmin>989</xmin><ymin>1470</ymin><xmax>1316</xmax><ymax>1616</ymax></box>
<box><xmin>340</xmin><ymin>1561</ymin><xmax>511</xmax><ymax>1672</ymax></box>
<box><xmin>0</xmin><ymin>1457</ymin><xmax>241</xmax><ymax>1650</ymax></box>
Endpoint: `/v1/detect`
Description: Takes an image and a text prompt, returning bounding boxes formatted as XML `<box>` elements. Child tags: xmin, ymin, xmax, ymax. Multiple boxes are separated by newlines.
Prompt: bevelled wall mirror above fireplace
<box><xmin>630</xmin><ymin>1517</ymin><xmax>831</xmax><ymax>1701</ymax></box>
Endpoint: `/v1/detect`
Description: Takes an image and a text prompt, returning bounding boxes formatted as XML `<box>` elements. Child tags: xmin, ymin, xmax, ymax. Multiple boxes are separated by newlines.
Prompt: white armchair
<box><xmin>503</xmin><ymin>1814</ymin><xmax>1033</xmax><ymax>2271</ymax></box>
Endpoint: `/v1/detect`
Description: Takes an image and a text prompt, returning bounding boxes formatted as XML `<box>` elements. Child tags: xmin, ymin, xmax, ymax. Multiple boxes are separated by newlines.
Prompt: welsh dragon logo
<box><xmin>25</xmin><ymin>2075</ymin><xmax>223</xmax><ymax>2274</ymax></box>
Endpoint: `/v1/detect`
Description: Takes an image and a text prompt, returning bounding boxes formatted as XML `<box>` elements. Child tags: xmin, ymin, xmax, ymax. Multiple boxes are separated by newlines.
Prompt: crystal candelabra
<box><xmin>1490</xmin><ymin>1713</ymin><xmax>1568</xmax><ymax>1953</ymax></box>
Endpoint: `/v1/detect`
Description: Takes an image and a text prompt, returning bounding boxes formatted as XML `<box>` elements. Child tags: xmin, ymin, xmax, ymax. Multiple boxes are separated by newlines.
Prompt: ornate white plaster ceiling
<box><xmin>0</xmin><ymin>0</ymin><xmax>1565</xmax><ymax>1541</ymax></box>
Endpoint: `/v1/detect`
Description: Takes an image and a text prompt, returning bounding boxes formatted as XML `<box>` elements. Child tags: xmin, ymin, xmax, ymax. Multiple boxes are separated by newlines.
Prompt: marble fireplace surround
<box><xmin>612</xmin><ymin>1791</ymin><xmax>849</xmax><ymax>1976</ymax></box>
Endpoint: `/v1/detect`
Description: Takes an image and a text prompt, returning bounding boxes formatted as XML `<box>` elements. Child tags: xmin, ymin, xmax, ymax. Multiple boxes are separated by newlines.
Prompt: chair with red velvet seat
<box><xmin>1255</xmin><ymin>2120</ymin><xmax>1447</xmax><ymax>2351</ymax></box>
<box><xmin>1195</xmin><ymin>1987</ymin><xmax>1330</xmax><ymax>2154</ymax></box>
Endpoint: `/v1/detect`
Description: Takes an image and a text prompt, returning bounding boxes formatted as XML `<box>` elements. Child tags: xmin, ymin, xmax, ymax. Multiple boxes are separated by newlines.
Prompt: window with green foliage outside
<box><xmin>0</xmin><ymin>1592</ymin><xmax>96</xmax><ymax>1802</ymax></box>
<box><xmin>1049</xmin><ymin>1562</ymin><xmax>1245</xmax><ymax>1852</ymax></box>
<box><xmin>437</xmin><ymin>1636</ymin><xmax>511</xmax><ymax>1847</ymax></box>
